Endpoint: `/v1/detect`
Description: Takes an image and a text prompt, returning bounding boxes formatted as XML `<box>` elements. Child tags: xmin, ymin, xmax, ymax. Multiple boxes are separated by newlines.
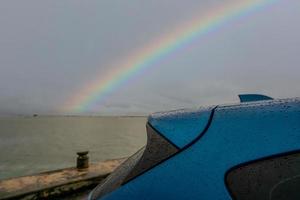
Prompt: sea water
<box><xmin>0</xmin><ymin>116</ymin><xmax>147</xmax><ymax>180</ymax></box>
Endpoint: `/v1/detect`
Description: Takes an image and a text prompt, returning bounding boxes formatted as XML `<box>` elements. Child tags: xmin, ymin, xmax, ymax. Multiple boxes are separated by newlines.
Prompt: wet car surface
<box><xmin>89</xmin><ymin>95</ymin><xmax>300</xmax><ymax>200</ymax></box>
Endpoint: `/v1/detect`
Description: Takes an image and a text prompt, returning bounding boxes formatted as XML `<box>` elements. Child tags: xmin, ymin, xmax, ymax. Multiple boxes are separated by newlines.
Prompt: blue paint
<box><xmin>238</xmin><ymin>94</ymin><xmax>273</xmax><ymax>102</ymax></box>
<box><xmin>148</xmin><ymin>107</ymin><xmax>214</xmax><ymax>148</ymax></box>
<box><xmin>100</xmin><ymin>98</ymin><xmax>300</xmax><ymax>200</ymax></box>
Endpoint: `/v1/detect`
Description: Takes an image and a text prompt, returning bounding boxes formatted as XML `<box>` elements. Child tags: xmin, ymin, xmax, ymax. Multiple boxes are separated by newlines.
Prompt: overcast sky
<box><xmin>0</xmin><ymin>0</ymin><xmax>300</xmax><ymax>115</ymax></box>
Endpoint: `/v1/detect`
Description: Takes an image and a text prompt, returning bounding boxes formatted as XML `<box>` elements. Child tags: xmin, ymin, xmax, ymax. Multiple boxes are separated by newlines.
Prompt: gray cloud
<box><xmin>0</xmin><ymin>0</ymin><xmax>300</xmax><ymax>115</ymax></box>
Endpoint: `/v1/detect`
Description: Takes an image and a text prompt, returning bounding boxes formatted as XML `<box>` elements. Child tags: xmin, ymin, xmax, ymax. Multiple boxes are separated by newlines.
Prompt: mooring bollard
<box><xmin>77</xmin><ymin>151</ymin><xmax>89</xmax><ymax>170</ymax></box>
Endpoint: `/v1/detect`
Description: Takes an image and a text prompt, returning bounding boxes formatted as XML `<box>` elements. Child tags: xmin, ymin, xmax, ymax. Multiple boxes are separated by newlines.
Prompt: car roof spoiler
<box><xmin>238</xmin><ymin>94</ymin><xmax>273</xmax><ymax>103</ymax></box>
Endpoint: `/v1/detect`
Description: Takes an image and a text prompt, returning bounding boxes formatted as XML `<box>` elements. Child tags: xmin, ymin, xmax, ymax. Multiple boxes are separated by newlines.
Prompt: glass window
<box><xmin>226</xmin><ymin>152</ymin><xmax>300</xmax><ymax>200</ymax></box>
<box><xmin>90</xmin><ymin>124</ymin><xmax>178</xmax><ymax>200</ymax></box>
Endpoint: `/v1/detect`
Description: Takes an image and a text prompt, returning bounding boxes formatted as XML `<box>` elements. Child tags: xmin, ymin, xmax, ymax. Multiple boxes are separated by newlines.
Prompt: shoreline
<box><xmin>0</xmin><ymin>115</ymin><xmax>147</xmax><ymax>118</ymax></box>
<box><xmin>0</xmin><ymin>158</ymin><xmax>125</xmax><ymax>200</ymax></box>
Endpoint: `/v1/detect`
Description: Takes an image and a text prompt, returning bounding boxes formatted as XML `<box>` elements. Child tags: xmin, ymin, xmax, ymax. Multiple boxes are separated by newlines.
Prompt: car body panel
<box><xmin>148</xmin><ymin>106</ymin><xmax>214</xmax><ymax>148</ymax></box>
<box><xmin>99</xmin><ymin>98</ymin><xmax>300</xmax><ymax>200</ymax></box>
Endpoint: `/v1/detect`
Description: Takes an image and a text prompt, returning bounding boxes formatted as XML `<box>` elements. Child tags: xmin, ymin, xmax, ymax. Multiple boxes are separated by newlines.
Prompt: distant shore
<box><xmin>0</xmin><ymin>114</ymin><xmax>148</xmax><ymax>118</ymax></box>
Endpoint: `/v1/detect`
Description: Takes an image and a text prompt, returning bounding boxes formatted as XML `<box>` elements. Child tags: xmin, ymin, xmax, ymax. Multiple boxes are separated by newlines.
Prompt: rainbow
<box><xmin>66</xmin><ymin>0</ymin><xmax>277</xmax><ymax>113</ymax></box>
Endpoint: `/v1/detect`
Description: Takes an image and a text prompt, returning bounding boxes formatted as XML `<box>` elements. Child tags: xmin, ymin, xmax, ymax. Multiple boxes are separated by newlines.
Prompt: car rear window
<box><xmin>226</xmin><ymin>151</ymin><xmax>300</xmax><ymax>200</ymax></box>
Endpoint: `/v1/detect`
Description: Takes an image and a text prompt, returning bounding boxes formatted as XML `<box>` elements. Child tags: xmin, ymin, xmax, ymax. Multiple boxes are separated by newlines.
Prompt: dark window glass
<box><xmin>226</xmin><ymin>152</ymin><xmax>300</xmax><ymax>200</ymax></box>
<box><xmin>90</xmin><ymin>124</ymin><xmax>178</xmax><ymax>200</ymax></box>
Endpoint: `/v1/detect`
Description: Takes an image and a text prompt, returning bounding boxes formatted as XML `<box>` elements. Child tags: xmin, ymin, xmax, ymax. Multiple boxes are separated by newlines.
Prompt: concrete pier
<box><xmin>0</xmin><ymin>158</ymin><xmax>125</xmax><ymax>200</ymax></box>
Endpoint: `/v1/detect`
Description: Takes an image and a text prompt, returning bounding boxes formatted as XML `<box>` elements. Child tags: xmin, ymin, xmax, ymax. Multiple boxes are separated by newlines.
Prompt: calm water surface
<box><xmin>0</xmin><ymin>116</ymin><xmax>147</xmax><ymax>180</ymax></box>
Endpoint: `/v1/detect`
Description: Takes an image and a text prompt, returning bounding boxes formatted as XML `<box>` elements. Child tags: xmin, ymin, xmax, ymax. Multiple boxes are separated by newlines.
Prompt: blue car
<box><xmin>89</xmin><ymin>94</ymin><xmax>300</xmax><ymax>200</ymax></box>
